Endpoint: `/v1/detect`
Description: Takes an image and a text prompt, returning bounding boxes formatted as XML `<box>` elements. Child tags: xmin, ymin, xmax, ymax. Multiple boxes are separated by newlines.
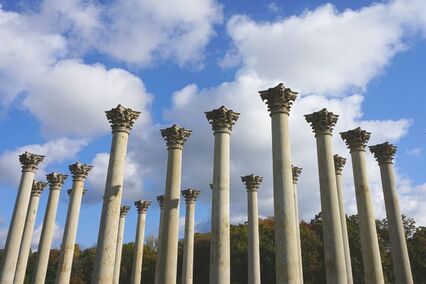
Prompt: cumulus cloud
<box><xmin>0</xmin><ymin>138</ymin><xmax>88</xmax><ymax>186</ymax></box>
<box><xmin>224</xmin><ymin>0</ymin><xmax>426</xmax><ymax>95</ymax></box>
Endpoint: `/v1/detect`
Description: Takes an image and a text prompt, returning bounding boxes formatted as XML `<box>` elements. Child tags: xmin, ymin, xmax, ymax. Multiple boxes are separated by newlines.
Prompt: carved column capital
<box><xmin>241</xmin><ymin>174</ymin><xmax>263</xmax><ymax>191</ymax></box>
<box><xmin>69</xmin><ymin>162</ymin><xmax>93</xmax><ymax>181</ymax></box>
<box><xmin>209</xmin><ymin>184</ymin><xmax>213</xmax><ymax>190</ymax></box>
<box><xmin>305</xmin><ymin>108</ymin><xmax>339</xmax><ymax>136</ymax></box>
<box><xmin>333</xmin><ymin>154</ymin><xmax>347</xmax><ymax>175</ymax></box>
<box><xmin>160</xmin><ymin>124</ymin><xmax>192</xmax><ymax>150</ymax></box>
<box><xmin>67</xmin><ymin>188</ymin><xmax>87</xmax><ymax>198</ymax></box>
<box><xmin>105</xmin><ymin>104</ymin><xmax>140</xmax><ymax>134</ymax></box>
<box><xmin>120</xmin><ymin>205</ymin><xmax>130</xmax><ymax>218</ymax></box>
<box><xmin>259</xmin><ymin>83</ymin><xmax>298</xmax><ymax>115</ymax></box>
<box><xmin>182</xmin><ymin>189</ymin><xmax>201</xmax><ymax>204</ymax></box>
<box><xmin>291</xmin><ymin>166</ymin><xmax>302</xmax><ymax>184</ymax></box>
<box><xmin>46</xmin><ymin>172</ymin><xmax>68</xmax><ymax>189</ymax></box>
<box><xmin>135</xmin><ymin>200</ymin><xmax>151</xmax><ymax>214</ymax></box>
<box><xmin>156</xmin><ymin>195</ymin><xmax>165</xmax><ymax>209</ymax></box>
<box><xmin>205</xmin><ymin>106</ymin><xmax>240</xmax><ymax>133</ymax></box>
<box><xmin>340</xmin><ymin>127</ymin><xmax>371</xmax><ymax>152</ymax></box>
<box><xmin>19</xmin><ymin>152</ymin><xmax>44</xmax><ymax>172</ymax></box>
<box><xmin>31</xmin><ymin>181</ymin><xmax>48</xmax><ymax>197</ymax></box>
<box><xmin>369</xmin><ymin>142</ymin><xmax>397</xmax><ymax>165</ymax></box>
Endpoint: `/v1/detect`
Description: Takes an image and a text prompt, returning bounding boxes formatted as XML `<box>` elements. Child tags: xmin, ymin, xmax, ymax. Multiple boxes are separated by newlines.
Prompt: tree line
<box><xmin>2</xmin><ymin>213</ymin><xmax>426</xmax><ymax>283</ymax></box>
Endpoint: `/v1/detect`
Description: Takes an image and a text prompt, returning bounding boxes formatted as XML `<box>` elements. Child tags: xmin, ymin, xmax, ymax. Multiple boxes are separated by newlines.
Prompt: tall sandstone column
<box><xmin>305</xmin><ymin>108</ymin><xmax>347</xmax><ymax>283</ymax></box>
<box><xmin>370</xmin><ymin>142</ymin><xmax>413</xmax><ymax>284</ymax></box>
<box><xmin>340</xmin><ymin>127</ymin><xmax>384</xmax><ymax>284</ymax></box>
<box><xmin>32</xmin><ymin>172</ymin><xmax>68</xmax><ymax>284</ymax></box>
<box><xmin>14</xmin><ymin>181</ymin><xmax>48</xmax><ymax>284</ymax></box>
<box><xmin>131</xmin><ymin>200</ymin><xmax>151</xmax><ymax>284</ymax></box>
<box><xmin>181</xmin><ymin>189</ymin><xmax>201</xmax><ymax>284</ymax></box>
<box><xmin>113</xmin><ymin>205</ymin><xmax>130</xmax><ymax>284</ymax></box>
<box><xmin>241</xmin><ymin>174</ymin><xmax>262</xmax><ymax>284</ymax></box>
<box><xmin>158</xmin><ymin>125</ymin><xmax>191</xmax><ymax>284</ymax></box>
<box><xmin>0</xmin><ymin>152</ymin><xmax>44</xmax><ymax>284</ymax></box>
<box><xmin>92</xmin><ymin>105</ymin><xmax>140</xmax><ymax>283</ymax></box>
<box><xmin>154</xmin><ymin>195</ymin><xmax>165</xmax><ymax>284</ymax></box>
<box><xmin>259</xmin><ymin>83</ymin><xmax>300</xmax><ymax>283</ymax></box>
<box><xmin>206</xmin><ymin>106</ymin><xmax>239</xmax><ymax>284</ymax></box>
<box><xmin>334</xmin><ymin>155</ymin><xmax>353</xmax><ymax>284</ymax></box>
<box><xmin>55</xmin><ymin>162</ymin><xmax>92</xmax><ymax>284</ymax></box>
<box><xmin>291</xmin><ymin>166</ymin><xmax>304</xmax><ymax>283</ymax></box>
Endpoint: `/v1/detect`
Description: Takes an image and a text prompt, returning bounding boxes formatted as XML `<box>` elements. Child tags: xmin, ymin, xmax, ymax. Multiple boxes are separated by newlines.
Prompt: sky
<box><xmin>0</xmin><ymin>0</ymin><xmax>425</xmax><ymax>250</ymax></box>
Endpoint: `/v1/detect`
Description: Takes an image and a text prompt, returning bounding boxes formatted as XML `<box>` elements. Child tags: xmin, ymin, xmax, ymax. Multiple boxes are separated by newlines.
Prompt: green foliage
<box><xmin>3</xmin><ymin>214</ymin><xmax>426</xmax><ymax>283</ymax></box>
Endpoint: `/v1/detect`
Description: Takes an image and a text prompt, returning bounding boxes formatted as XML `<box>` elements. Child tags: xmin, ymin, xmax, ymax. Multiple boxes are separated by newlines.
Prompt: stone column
<box><xmin>241</xmin><ymin>175</ymin><xmax>262</xmax><ymax>284</ymax></box>
<box><xmin>154</xmin><ymin>195</ymin><xmax>165</xmax><ymax>284</ymax></box>
<box><xmin>131</xmin><ymin>200</ymin><xmax>151</xmax><ymax>284</ymax></box>
<box><xmin>113</xmin><ymin>205</ymin><xmax>130</xmax><ymax>284</ymax></box>
<box><xmin>14</xmin><ymin>181</ymin><xmax>48</xmax><ymax>284</ymax></box>
<box><xmin>0</xmin><ymin>152</ymin><xmax>44</xmax><ymax>284</ymax></box>
<box><xmin>340</xmin><ymin>127</ymin><xmax>384</xmax><ymax>284</ymax></box>
<box><xmin>259</xmin><ymin>84</ymin><xmax>300</xmax><ymax>283</ymax></box>
<box><xmin>292</xmin><ymin>166</ymin><xmax>304</xmax><ymax>284</ymax></box>
<box><xmin>55</xmin><ymin>162</ymin><xmax>92</xmax><ymax>284</ymax></box>
<box><xmin>92</xmin><ymin>105</ymin><xmax>140</xmax><ymax>283</ymax></box>
<box><xmin>334</xmin><ymin>155</ymin><xmax>353</xmax><ymax>284</ymax></box>
<box><xmin>31</xmin><ymin>172</ymin><xmax>68</xmax><ymax>284</ymax></box>
<box><xmin>181</xmin><ymin>189</ymin><xmax>201</xmax><ymax>284</ymax></box>
<box><xmin>370</xmin><ymin>142</ymin><xmax>413</xmax><ymax>284</ymax></box>
<box><xmin>305</xmin><ymin>109</ymin><xmax>347</xmax><ymax>283</ymax></box>
<box><xmin>206</xmin><ymin>106</ymin><xmax>239</xmax><ymax>284</ymax></box>
<box><xmin>158</xmin><ymin>125</ymin><xmax>191</xmax><ymax>284</ymax></box>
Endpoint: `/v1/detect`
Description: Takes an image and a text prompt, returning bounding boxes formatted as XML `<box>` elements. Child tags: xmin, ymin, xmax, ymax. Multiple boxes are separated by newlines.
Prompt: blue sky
<box><xmin>0</xmin><ymin>0</ymin><xmax>425</xmax><ymax>249</ymax></box>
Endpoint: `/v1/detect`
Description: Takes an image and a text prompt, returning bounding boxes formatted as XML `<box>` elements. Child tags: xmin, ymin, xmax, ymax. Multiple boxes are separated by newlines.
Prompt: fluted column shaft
<box><xmin>260</xmin><ymin>84</ymin><xmax>300</xmax><ymax>283</ymax></box>
<box><xmin>14</xmin><ymin>182</ymin><xmax>47</xmax><ymax>284</ymax></box>
<box><xmin>158</xmin><ymin>125</ymin><xmax>191</xmax><ymax>284</ymax></box>
<box><xmin>154</xmin><ymin>196</ymin><xmax>165</xmax><ymax>284</ymax></box>
<box><xmin>292</xmin><ymin>167</ymin><xmax>304</xmax><ymax>283</ymax></box>
<box><xmin>341</xmin><ymin>128</ymin><xmax>384</xmax><ymax>284</ymax></box>
<box><xmin>131</xmin><ymin>201</ymin><xmax>151</xmax><ymax>284</ymax></box>
<box><xmin>370</xmin><ymin>143</ymin><xmax>413</xmax><ymax>284</ymax></box>
<box><xmin>113</xmin><ymin>206</ymin><xmax>129</xmax><ymax>284</ymax></box>
<box><xmin>32</xmin><ymin>173</ymin><xmax>67</xmax><ymax>284</ymax></box>
<box><xmin>92</xmin><ymin>105</ymin><xmax>140</xmax><ymax>283</ymax></box>
<box><xmin>55</xmin><ymin>163</ymin><xmax>92</xmax><ymax>284</ymax></box>
<box><xmin>305</xmin><ymin>109</ymin><xmax>347</xmax><ymax>283</ymax></box>
<box><xmin>334</xmin><ymin>155</ymin><xmax>353</xmax><ymax>284</ymax></box>
<box><xmin>182</xmin><ymin>190</ymin><xmax>200</xmax><ymax>284</ymax></box>
<box><xmin>0</xmin><ymin>152</ymin><xmax>44</xmax><ymax>284</ymax></box>
<box><xmin>242</xmin><ymin>175</ymin><xmax>262</xmax><ymax>284</ymax></box>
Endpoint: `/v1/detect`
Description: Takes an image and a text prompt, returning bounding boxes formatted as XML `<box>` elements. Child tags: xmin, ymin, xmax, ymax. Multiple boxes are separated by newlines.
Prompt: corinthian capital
<box><xmin>46</xmin><ymin>172</ymin><xmax>68</xmax><ymax>189</ymax></box>
<box><xmin>305</xmin><ymin>108</ymin><xmax>339</xmax><ymax>136</ymax></box>
<box><xmin>291</xmin><ymin>166</ymin><xmax>302</xmax><ymax>184</ymax></box>
<box><xmin>259</xmin><ymin>83</ymin><xmax>298</xmax><ymax>115</ymax></box>
<box><xmin>241</xmin><ymin>174</ymin><xmax>263</xmax><ymax>191</ymax></box>
<box><xmin>182</xmin><ymin>189</ymin><xmax>201</xmax><ymax>204</ymax></box>
<box><xmin>31</xmin><ymin>181</ymin><xmax>48</xmax><ymax>197</ymax></box>
<box><xmin>205</xmin><ymin>106</ymin><xmax>240</xmax><ymax>133</ymax></box>
<box><xmin>160</xmin><ymin>124</ymin><xmax>192</xmax><ymax>150</ymax></box>
<box><xmin>105</xmin><ymin>104</ymin><xmax>141</xmax><ymax>133</ymax></box>
<box><xmin>69</xmin><ymin>162</ymin><xmax>93</xmax><ymax>181</ymax></box>
<box><xmin>135</xmin><ymin>200</ymin><xmax>151</xmax><ymax>214</ymax></box>
<box><xmin>120</xmin><ymin>205</ymin><xmax>130</xmax><ymax>217</ymax></box>
<box><xmin>340</xmin><ymin>127</ymin><xmax>371</xmax><ymax>152</ymax></box>
<box><xmin>333</xmin><ymin>154</ymin><xmax>346</xmax><ymax>175</ymax></box>
<box><xmin>19</xmin><ymin>152</ymin><xmax>45</xmax><ymax>172</ymax></box>
<box><xmin>369</xmin><ymin>142</ymin><xmax>397</xmax><ymax>165</ymax></box>
<box><xmin>156</xmin><ymin>195</ymin><xmax>165</xmax><ymax>209</ymax></box>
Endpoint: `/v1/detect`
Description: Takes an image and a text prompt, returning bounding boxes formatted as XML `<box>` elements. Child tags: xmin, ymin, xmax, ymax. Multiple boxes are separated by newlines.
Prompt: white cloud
<box><xmin>224</xmin><ymin>0</ymin><xmax>426</xmax><ymax>95</ymax></box>
<box><xmin>0</xmin><ymin>138</ymin><xmax>88</xmax><ymax>186</ymax></box>
<box><xmin>406</xmin><ymin>147</ymin><xmax>422</xmax><ymax>157</ymax></box>
<box><xmin>23</xmin><ymin>59</ymin><xmax>152</xmax><ymax>138</ymax></box>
